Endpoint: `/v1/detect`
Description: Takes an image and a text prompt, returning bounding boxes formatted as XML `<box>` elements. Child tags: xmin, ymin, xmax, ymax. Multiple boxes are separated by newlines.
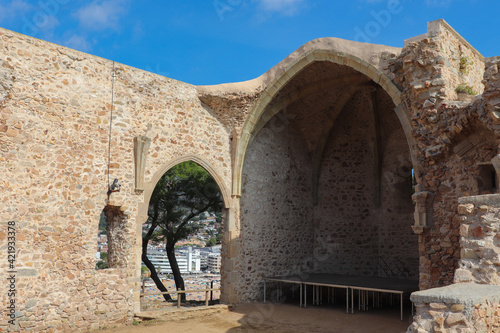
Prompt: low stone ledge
<box><xmin>458</xmin><ymin>194</ymin><xmax>500</xmax><ymax>208</ymax></box>
<box><xmin>408</xmin><ymin>284</ymin><xmax>500</xmax><ymax>333</ymax></box>
<box><xmin>411</xmin><ymin>283</ymin><xmax>500</xmax><ymax>307</ymax></box>
<box><xmin>135</xmin><ymin>304</ymin><xmax>230</xmax><ymax>321</ymax></box>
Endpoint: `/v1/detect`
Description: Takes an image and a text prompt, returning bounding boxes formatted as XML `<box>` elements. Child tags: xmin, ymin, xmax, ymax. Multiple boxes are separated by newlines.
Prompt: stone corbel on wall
<box><xmin>412</xmin><ymin>190</ymin><xmax>435</xmax><ymax>234</ymax></box>
<box><xmin>133</xmin><ymin>136</ymin><xmax>151</xmax><ymax>192</ymax></box>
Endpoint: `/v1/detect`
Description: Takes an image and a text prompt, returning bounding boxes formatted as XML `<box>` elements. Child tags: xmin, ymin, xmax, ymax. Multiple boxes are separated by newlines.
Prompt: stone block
<box><xmin>450</xmin><ymin>304</ymin><xmax>465</xmax><ymax>312</ymax></box>
<box><xmin>429</xmin><ymin>310</ymin><xmax>444</xmax><ymax>317</ymax></box>
<box><xmin>461</xmin><ymin>248</ymin><xmax>478</xmax><ymax>259</ymax></box>
<box><xmin>25</xmin><ymin>299</ymin><xmax>38</xmax><ymax>308</ymax></box>
<box><xmin>458</xmin><ymin>204</ymin><xmax>474</xmax><ymax>215</ymax></box>
<box><xmin>17</xmin><ymin>268</ymin><xmax>37</xmax><ymax>277</ymax></box>
<box><xmin>445</xmin><ymin>313</ymin><xmax>466</xmax><ymax>327</ymax></box>
<box><xmin>435</xmin><ymin>316</ymin><xmax>445</xmax><ymax>326</ymax></box>
<box><xmin>430</xmin><ymin>302</ymin><xmax>448</xmax><ymax>310</ymax></box>
<box><xmin>471</xmin><ymin>226</ymin><xmax>483</xmax><ymax>238</ymax></box>
<box><xmin>460</xmin><ymin>224</ymin><xmax>469</xmax><ymax>237</ymax></box>
<box><xmin>18</xmin><ymin>321</ymin><xmax>36</xmax><ymax>328</ymax></box>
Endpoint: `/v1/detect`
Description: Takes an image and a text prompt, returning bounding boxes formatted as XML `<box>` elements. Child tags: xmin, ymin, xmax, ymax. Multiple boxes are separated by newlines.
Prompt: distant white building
<box><xmin>208</xmin><ymin>253</ymin><xmax>221</xmax><ymax>273</ymax></box>
<box><xmin>210</xmin><ymin>245</ymin><xmax>221</xmax><ymax>252</ymax></box>
<box><xmin>146</xmin><ymin>247</ymin><xmax>200</xmax><ymax>274</ymax></box>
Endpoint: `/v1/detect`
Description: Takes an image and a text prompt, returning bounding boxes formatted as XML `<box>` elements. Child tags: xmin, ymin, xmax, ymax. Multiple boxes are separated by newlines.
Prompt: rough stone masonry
<box><xmin>1</xmin><ymin>19</ymin><xmax>500</xmax><ymax>332</ymax></box>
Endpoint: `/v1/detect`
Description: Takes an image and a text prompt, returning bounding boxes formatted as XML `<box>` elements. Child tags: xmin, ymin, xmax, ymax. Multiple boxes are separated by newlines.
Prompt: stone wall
<box><xmin>239</xmin><ymin>110</ymin><xmax>314</xmax><ymax>302</ymax></box>
<box><xmin>403</xmin><ymin>19</ymin><xmax>485</xmax><ymax>103</ymax></box>
<box><xmin>429</xmin><ymin>20</ymin><xmax>484</xmax><ymax>100</ymax></box>
<box><xmin>455</xmin><ymin>195</ymin><xmax>500</xmax><ymax>285</ymax></box>
<box><xmin>0</xmin><ymin>28</ymin><xmax>232</xmax><ymax>331</ymax></box>
<box><xmin>313</xmin><ymin>89</ymin><xmax>379</xmax><ymax>276</ymax></box>
<box><xmin>408</xmin><ymin>195</ymin><xmax>500</xmax><ymax>332</ymax></box>
<box><xmin>313</xmin><ymin>88</ymin><xmax>417</xmax><ymax>278</ymax></box>
<box><xmin>483</xmin><ymin>57</ymin><xmax>500</xmax><ymax>126</ymax></box>
<box><xmin>374</xmin><ymin>88</ymin><xmax>418</xmax><ymax>279</ymax></box>
<box><xmin>408</xmin><ymin>283</ymin><xmax>500</xmax><ymax>333</ymax></box>
<box><xmin>390</xmin><ymin>19</ymin><xmax>497</xmax><ymax>290</ymax></box>
<box><xmin>1</xmin><ymin>17</ymin><xmax>500</xmax><ymax>332</ymax></box>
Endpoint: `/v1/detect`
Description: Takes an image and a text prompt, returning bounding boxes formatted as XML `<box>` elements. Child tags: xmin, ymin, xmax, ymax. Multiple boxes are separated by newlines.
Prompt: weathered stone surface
<box><xmin>409</xmin><ymin>284</ymin><xmax>500</xmax><ymax>333</ymax></box>
<box><xmin>411</xmin><ymin>284</ymin><xmax>500</xmax><ymax>306</ymax></box>
<box><xmin>450</xmin><ymin>304</ymin><xmax>465</xmax><ymax>312</ymax></box>
<box><xmin>456</xmin><ymin>195</ymin><xmax>500</xmax><ymax>285</ymax></box>
<box><xmin>430</xmin><ymin>303</ymin><xmax>449</xmax><ymax>310</ymax></box>
<box><xmin>445</xmin><ymin>313</ymin><xmax>466</xmax><ymax>327</ymax></box>
<box><xmin>1</xmin><ymin>17</ymin><xmax>500</xmax><ymax>333</ymax></box>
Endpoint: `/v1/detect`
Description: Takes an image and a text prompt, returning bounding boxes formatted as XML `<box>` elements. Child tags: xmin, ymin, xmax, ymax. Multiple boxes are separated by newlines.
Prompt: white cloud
<box><xmin>0</xmin><ymin>0</ymin><xmax>33</xmax><ymax>24</ymax></box>
<box><xmin>75</xmin><ymin>0</ymin><xmax>128</xmax><ymax>31</ymax></box>
<box><xmin>256</xmin><ymin>0</ymin><xmax>305</xmax><ymax>16</ymax></box>
<box><xmin>38</xmin><ymin>15</ymin><xmax>60</xmax><ymax>33</ymax></box>
<box><xmin>64</xmin><ymin>34</ymin><xmax>93</xmax><ymax>52</ymax></box>
<box><xmin>132</xmin><ymin>21</ymin><xmax>144</xmax><ymax>41</ymax></box>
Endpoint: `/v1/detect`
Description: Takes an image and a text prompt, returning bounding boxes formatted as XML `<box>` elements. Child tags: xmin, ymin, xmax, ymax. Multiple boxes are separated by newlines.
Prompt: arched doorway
<box><xmin>235</xmin><ymin>49</ymin><xmax>419</xmax><ymax>307</ymax></box>
<box><xmin>133</xmin><ymin>155</ymin><xmax>232</xmax><ymax>311</ymax></box>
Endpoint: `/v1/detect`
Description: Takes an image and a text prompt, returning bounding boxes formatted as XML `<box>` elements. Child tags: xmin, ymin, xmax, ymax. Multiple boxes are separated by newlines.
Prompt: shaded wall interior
<box><xmin>239</xmin><ymin>115</ymin><xmax>314</xmax><ymax>301</ymax></box>
<box><xmin>313</xmin><ymin>88</ymin><xmax>416</xmax><ymax>278</ymax></box>
<box><xmin>239</xmin><ymin>62</ymin><xmax>418</xmax><ymax>301</ymax></box>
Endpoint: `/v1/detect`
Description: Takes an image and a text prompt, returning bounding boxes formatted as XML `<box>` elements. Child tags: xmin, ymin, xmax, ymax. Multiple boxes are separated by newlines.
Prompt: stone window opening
<box><xmin>477</xmin><ymin>163</ymin><xmax>497</xmax><ymax>194</ymax></box>
<box><xmin>96</xmin><ymin>205</ymin><xmax>129</xmax><ymax>270</ymax></box>
<box><xmin>96</xmin><ymin>209</ymin><xmax>108</xmax><ymax>269</ymax></box>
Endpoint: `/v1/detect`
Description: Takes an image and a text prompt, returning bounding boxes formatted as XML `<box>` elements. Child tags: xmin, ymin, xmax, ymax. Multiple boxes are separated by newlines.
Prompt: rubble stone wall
<box><xmin>408</xmin><ymin>296</ymin><xmax>500</xmax><ymax>333</ymax></box>
<box><xmin>483</xmin><ymin>57</ymin><xmax>500</xmax><ymax>126</ymax></box>
<box><xmin>428</xmin><ymin>20</ymin><xmax>485</xmax><ymax>100</ymax></box>
<box><xmin>390</xmin><ymin>19</ymin><xmax>498</xmax><ymax>291</ymax></box>
<box><xmin>313</xmin><ymin>88</ymin><xmax>417</xmax><ymax>279</ymax></box>
<box><xmin>313</xmin><ymin>89</ymin><xmax>379</xmax><ymax>276</ymax></box>
<box><xmin>408</xmin><ymin>196</ymin><xmax>500</xmax><ymax>332</ymax></box>
<box><xmin>455</xmin><ymin>195</ymin><xmax>500</xmax><ymax>285</ymax></box>
<box><xmin>239</xmin><ymin>111</ymin><xmax>314</xmax><ymax>302</ymax></box>
<box><xmin>1</xmin><ymin>17</ymin><xmax>500</xmax><ymax>333</ymax></box>
<box><xmin>0</xmin><ymin>28</ymin><xmax>232</xmax><ymax>331</ymax></box>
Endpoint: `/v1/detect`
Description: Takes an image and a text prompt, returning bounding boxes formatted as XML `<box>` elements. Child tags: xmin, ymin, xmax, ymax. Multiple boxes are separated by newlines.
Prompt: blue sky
<box><xmin>0</xmin><ymin>0</ymin><xmax>498</xmax><ymax>85</ymax></box>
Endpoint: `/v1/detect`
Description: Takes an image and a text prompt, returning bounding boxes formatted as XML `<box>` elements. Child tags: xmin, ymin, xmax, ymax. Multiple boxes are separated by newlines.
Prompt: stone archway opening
<box><xmin>138</xmin><ymin>159</ymin><xmax>227</xmax><ymax>309</ymax></box>
<box><xmin>238</xmin><ymin>60</ymin><xmax>418</xmax><ymax>317</ymax></box>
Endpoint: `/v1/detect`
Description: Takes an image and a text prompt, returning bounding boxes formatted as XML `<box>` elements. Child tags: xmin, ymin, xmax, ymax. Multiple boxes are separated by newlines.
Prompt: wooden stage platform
<box><xmin>263</xmin><ymin>273</ymin><xmax>419</xmax><ymax>320</ymax></box>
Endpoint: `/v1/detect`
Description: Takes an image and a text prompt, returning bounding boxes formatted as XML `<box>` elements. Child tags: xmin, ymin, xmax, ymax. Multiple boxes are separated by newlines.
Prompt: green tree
<box><xmin>98</xmin><ymin>211</ymin><xmax>107</xmax><ymax>235</ymax></box>
<box><xmin>96</xmin><ymin>252</ymin><xmax>108</xmax><ymax>270</ymax></box>
<box><xmin>141</xmin><ymin>265</ymin><xmax>150</xmax><ymax>277</ymax></box>
<box><xmin>142</xmin><ymin>161</ymin><xmax>222</xmax><ymax>301</ymax></box>
<box><xmin>206</xmin><ymin>237</ymin><xmax>216</xmax><ymax>247</ymax></box>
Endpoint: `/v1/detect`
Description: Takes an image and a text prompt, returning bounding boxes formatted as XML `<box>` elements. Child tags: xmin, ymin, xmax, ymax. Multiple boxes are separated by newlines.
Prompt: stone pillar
<box><xmin>412</xmin><ymin>190</ymin><xmax>435</xmax><ymax>234</ymax></box>
<box><xmin>220</xmin><ymin>201</ymin><xmax>241</xmax><ymax>304</ymax></box>
<box><xmin>133</xmin><ymin>136</ymin><xmax>151</xmax><ymax>192</ymax></box>
<box><xmin>133</xmin><ymin>214</ymin><xmax>149</xmax><ymax>313</ymax></box>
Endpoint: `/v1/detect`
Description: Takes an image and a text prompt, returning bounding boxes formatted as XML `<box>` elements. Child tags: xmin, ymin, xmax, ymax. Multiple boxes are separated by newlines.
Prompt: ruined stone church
<box><xmin>1</xmin><ymin>19</ymin><xmax>500</xmax><ymax>332</ymax></box>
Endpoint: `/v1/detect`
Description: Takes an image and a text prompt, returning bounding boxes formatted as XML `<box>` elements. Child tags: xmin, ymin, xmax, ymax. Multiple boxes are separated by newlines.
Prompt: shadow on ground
<box><xmin>100</xmin><ymin>302</ymin><xmax>412</xmax><ymax>333</ymax></box>
<box><xmin>226</xmin><ymin>303</ymin><xmax>411</xmax><ymax>333</ymax></box>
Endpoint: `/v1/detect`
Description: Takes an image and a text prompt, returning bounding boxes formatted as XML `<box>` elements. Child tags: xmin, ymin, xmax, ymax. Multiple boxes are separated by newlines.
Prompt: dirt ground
<box><xmin>100</xmin><ymin>303</ymin><xmax>411</xmax><ymax>333</ymax></box>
